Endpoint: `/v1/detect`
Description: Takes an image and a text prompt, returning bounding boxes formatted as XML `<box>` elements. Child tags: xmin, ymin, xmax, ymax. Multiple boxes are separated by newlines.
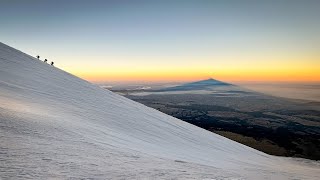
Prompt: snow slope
<box><xmin>0</xmin><ymin>42</ymin><xmax>319</xmax><ymax>179</ymax></box>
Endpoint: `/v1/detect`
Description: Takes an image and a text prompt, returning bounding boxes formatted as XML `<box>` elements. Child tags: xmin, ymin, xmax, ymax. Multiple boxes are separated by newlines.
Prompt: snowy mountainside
<box><xmin>0</xmin><ymin>42</ymin><xmax>319</xmax><ymax>179</ymax></box>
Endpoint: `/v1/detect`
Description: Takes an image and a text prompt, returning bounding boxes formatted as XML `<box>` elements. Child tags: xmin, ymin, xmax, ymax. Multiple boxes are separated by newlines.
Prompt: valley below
<box><xmin>111</xmin><ymin>79</ymin><xmax>320</xmax><ymax>160</ymax></box>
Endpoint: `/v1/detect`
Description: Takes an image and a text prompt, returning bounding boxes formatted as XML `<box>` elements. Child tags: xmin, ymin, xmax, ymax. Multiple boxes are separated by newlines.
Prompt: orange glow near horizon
<box><xmin>70</xmin><ymin>67</ymin><xmax>211</xmax><ymax>83</ymax></box>
<box><xmin>63</xmin><ymin>59</ymin><xmax>320</xmax><ymax>83</ymax></box>
<box><xmin>59</xmin><ymin>51</ymin><xmax>320</xmax><ymax>84</ymax></box>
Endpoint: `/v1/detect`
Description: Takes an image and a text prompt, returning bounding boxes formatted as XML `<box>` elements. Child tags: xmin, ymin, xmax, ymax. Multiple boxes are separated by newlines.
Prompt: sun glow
<box><xmin>61</xmin><ymin>55</ymin><xmax>320</xmax><ymax>83</ymax></box>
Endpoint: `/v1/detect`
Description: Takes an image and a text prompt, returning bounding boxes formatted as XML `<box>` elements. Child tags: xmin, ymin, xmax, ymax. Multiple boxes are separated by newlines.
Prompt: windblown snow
<box><xmin>0</xmin><ymin>42</ymin><xmax>319</xmax><ymax>179</ymax></box>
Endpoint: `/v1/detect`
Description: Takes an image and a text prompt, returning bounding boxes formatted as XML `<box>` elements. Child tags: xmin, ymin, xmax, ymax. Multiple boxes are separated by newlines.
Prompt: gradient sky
<box><xmin>1</xmin><ymin>0</ymin><xmax>320</xmax><ymax>83</ymax></box>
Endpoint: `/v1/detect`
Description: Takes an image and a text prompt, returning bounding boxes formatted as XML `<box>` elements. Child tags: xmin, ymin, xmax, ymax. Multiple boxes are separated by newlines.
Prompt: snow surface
<box><xmin>0</xmin><ymin>42</ymin><xmax>319</xmax><ymax>179</ymax></box>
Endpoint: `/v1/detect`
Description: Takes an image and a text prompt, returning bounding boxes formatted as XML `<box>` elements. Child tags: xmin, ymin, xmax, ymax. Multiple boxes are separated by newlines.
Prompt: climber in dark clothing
<box><xmin>44</xmin><ymin>59</ymin><xmax>48</xmax><ymax>63</ymax></box>
<box><xmin>51</xmin><ymin>61</ymin><xmax>54</xmax><ymax>66</ymax></box>
<box><xmin>36</xmin><ymin>55</ymin><xmax>40</xmax><ymax>59</ymax></box>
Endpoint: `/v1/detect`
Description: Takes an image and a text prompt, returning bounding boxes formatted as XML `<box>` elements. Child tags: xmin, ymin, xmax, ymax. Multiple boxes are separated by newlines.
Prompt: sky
<box><xmin>1</xmin><ymin>0</ymin><xmax>320</xmax><ymax>83</ymax></box>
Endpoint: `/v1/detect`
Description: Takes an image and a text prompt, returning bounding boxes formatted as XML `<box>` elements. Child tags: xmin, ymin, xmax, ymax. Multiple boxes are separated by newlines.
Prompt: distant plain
<box><xmin>106</xmin><ymin>80</ymin><xmax>320</xmax><ymax>160</ymax></box>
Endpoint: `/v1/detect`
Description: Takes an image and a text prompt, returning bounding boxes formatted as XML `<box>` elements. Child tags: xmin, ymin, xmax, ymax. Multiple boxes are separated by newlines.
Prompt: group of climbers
<box><xmin>36</xmin><ymin>55</ymin><xmax>54</xmax><ymax>66</ymax></box>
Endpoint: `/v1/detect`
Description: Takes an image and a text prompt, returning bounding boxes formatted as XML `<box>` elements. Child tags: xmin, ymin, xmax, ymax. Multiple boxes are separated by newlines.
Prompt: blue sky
<box><xmin>1</xmin><ymin>0</ymin><xmax>319</xmax><ymax>82</ymax></box>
